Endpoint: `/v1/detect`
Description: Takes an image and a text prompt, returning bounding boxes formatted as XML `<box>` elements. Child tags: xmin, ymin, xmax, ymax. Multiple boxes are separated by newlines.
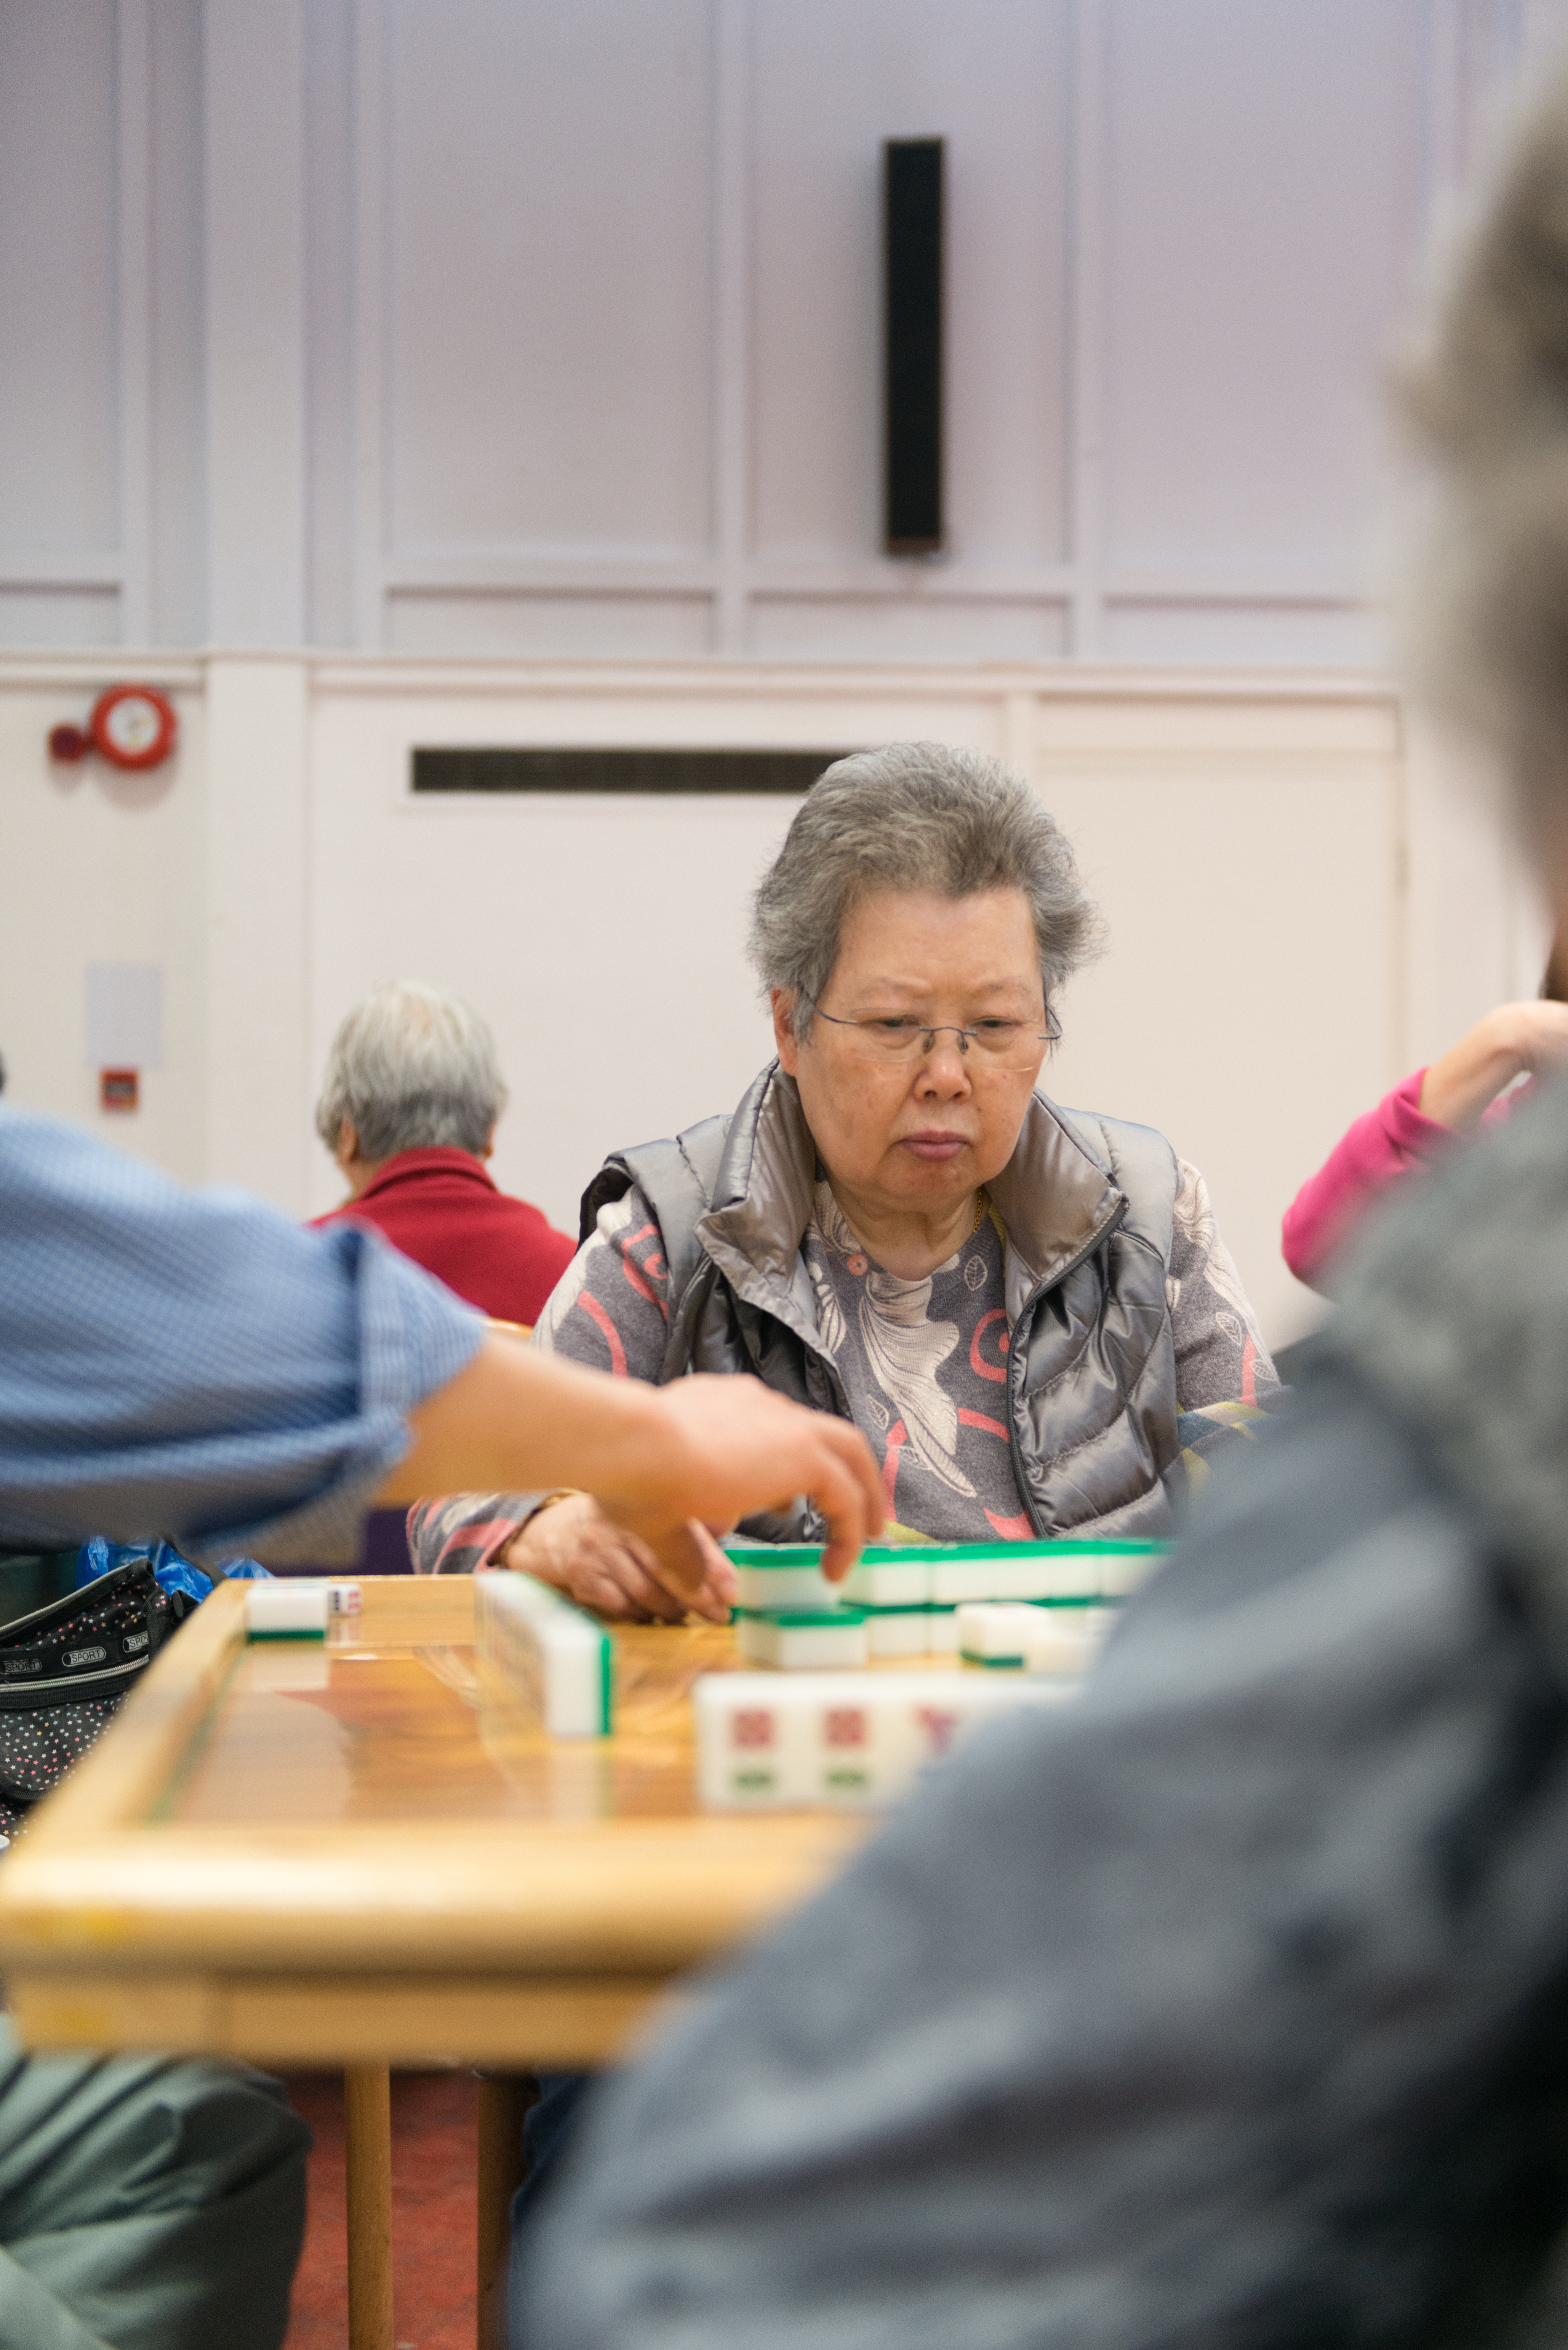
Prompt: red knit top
<box><xmin>311</xmin><ymin>1148</ymin><xmax>575</xmax><ymax>1325</ymax></box>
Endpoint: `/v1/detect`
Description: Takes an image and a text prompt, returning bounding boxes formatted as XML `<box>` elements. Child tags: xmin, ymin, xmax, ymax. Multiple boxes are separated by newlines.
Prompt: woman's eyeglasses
<box><xmin>802</xmin><ymin>994</ymin><xmax>1058</xmax><ymax>1064</ymax></box>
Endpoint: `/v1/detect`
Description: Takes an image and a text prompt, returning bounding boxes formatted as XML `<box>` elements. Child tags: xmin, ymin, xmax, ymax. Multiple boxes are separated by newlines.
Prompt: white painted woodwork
<box><xmin>0</xmin><ymin>659</ymin><xmax>207</xmax><ymax>1181</ymax></box>
<box><xmin>0</xmin><ymin>0</ymin><xmax>119</xmax><ymax>645</ymax></box>
<box><xmin>0</xmin><ymin>0</ymin><xmax>1552</xmax><ymax>660</ymax></box>
<box><xmin>385</xmin><ymin>0</ymin><xmax>715</xmax><ymax>565</ymax></box>
<box><xmin>1099</xmin><ymin>0</ymin><xmax>1424</xmax><ymax>651</ymax></box>
<box><xmin>203</xmin><ymin>0</ymin><xmax>308</xmax><ymax>646</ymax></box>
<box><xmin>202</xmin><ymin>658</ymin><xmax>312</xmax><ymax>1203</ymax></box>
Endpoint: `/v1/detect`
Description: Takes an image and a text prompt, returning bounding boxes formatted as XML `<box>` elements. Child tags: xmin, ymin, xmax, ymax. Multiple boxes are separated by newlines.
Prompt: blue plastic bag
<box><xmin>75</xmin><ymin>1535</ymin><xmax>273</xmax><ymax>1606</ymax></box>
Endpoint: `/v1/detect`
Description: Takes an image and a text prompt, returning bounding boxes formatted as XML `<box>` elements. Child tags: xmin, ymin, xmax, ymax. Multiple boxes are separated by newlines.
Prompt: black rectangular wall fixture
<box><xmin>883</xmin><ymin>138</ymin><xmax>944</xmax><ymax>556</ymax></box>
<box><xmin>411</xmin><ymin>747</ymin><xmax>850</xmax><ymax>796</ymax></box>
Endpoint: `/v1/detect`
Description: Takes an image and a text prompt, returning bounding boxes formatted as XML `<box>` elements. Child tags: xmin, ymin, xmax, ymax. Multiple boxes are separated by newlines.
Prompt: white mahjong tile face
<box><xmin>814</xmin><ymin>1698</ymin><xmax>877</xmax><ymax>1800</ymax></box>
<box><xmin>810</xmin><ymin>1688</ymin><xmax>957</xmax><ymax>1801</ymax></box>
<box><xmin>724</xmin><ymin>1699</ymin><xmax>783</xmax><ymax>1799</ymax></box>
<box><xmin>707</xmin><ymin>1687</ymin><xmax>828</xmax><ymax>1804</ymax></box>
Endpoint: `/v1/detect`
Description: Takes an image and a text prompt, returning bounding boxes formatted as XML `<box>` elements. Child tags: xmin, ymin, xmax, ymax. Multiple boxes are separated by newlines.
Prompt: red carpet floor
<box><xmin>281</xmin><ymin>2071</ymin><xmax>482</xmax><ymax>2350</ymax></box>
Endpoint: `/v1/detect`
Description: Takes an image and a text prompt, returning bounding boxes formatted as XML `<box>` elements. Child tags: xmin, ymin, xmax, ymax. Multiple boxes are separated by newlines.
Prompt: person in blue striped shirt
<box><xmin>0</xmin><ymin>1101</ymin><xmax>880</xmax><ymax>2350</ymax></box>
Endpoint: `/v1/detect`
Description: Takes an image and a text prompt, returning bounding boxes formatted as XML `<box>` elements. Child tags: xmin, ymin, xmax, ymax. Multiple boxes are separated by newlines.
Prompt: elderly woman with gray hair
<box><xmin>413</xmin><ymin>744</ymin><xmax>1276</xmax><ymax>1615</ymax></box>
<box><xmin>312</xmin><ymin>979</ymin><xmax>573</xmax><ymax>1326</ymax></box>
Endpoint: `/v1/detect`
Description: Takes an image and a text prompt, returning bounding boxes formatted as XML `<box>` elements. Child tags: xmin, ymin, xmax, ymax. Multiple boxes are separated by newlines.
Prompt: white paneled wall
<box><xmin>387</xmin><ymin>1</ymin><xmax>715</xmax><ymax>564</ymax></box>
<box><xmin>0</xmin><ymin>659</ymin><xmax>208</xmax><ymax>1177</ymax></box>
<box><xmin>0</xmin><ymin>0</ymin><xmax>120</xmax><ymax>645</ymax></box>
<box><xmin>1100</xmin><ymin>1</ymin><xmax>1421</xmax><ymax>605</ymax></box>
<box><xmin>0</xmin><ymin>0</ymin><xmax>1551</xmax><ymax>662</ymax></box>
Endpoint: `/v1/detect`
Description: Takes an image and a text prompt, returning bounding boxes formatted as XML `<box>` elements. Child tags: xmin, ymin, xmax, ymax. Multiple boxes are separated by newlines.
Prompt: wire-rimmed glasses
<box><xmin>802</xmin><ymin>992</ymin><xmax>1058</xmax><ymax>1065</ymax></box>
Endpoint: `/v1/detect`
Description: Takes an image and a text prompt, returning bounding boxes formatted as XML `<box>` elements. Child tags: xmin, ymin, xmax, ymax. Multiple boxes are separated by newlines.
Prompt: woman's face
<box><xmin>774</xmin><ymin>886</ymin><xmax>1050</xmax><ymax>1223</ymax></box>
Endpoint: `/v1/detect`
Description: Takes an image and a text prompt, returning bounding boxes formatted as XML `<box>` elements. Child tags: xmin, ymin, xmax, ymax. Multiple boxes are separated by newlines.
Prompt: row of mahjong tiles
<box><xmin>464</xmin><ymin>1538</ymin><xmax>1169</xmax><ymax>1733</ymax></box>
<box><xmin>464</xmin><ymin>1569</ymin><xmax>1125</xmax><ymax>1809</ymax></box>
<box><xmin>727</xmin><ymin>1538</ymin><xmax>1165</xmax><ymax>1665</ymax></box>
<box><xmin>727</xmin><ymin>1538</ymin><xmax>1165</xmax><ymax>1610</ymax></box>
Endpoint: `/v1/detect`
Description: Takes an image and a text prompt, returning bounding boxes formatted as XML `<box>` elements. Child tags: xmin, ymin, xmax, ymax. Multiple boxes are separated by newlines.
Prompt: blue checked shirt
<box><xmin>0</xmin><ymin>1108</ymin><xmax>484</xmax><ymax>1565</ymax></box>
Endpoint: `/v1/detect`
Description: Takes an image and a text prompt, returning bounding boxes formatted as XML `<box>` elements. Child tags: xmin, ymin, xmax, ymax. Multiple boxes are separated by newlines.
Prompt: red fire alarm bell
<box><xmin>49</xmin><ymin>686</ymin><xmax>178</xmax><ymax>773</ymax></box>
<box><xmin>90</xmin><ymin>686</ymin><xmax>177</xmax><ymax>769</ymax></box>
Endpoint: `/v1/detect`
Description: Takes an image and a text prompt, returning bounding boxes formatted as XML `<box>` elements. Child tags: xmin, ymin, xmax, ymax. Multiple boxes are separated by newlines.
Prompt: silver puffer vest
<box><xmin>579</xmin><ymin>1064</ymin><xmax>1182</xmax><ymax>1540</ymax></box>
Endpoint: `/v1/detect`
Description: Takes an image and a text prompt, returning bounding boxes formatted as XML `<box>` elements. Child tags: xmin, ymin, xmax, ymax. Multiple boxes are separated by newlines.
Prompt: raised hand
<box><xmin>1419</xmin><ymin>1000</ymin><xmax>1568</xmax><ymax>1131</ymax></box>
<box><xmin>588</xmin><ymin>1373</ymin><xmax>884</xmax><ymax>1603</ymax></box>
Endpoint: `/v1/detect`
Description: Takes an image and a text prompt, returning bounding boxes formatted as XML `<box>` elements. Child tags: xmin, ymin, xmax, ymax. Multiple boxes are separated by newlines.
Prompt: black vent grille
<box><xmin>411</xmin><ymin>747</ymin><xmax>850</xmax><ymax>796</ymax></box>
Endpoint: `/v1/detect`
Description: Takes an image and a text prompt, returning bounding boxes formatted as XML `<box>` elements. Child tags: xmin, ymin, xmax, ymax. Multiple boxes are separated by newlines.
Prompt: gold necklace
<box><xmin>973</xmin><ymin>1186</ymin><xmax>989</xmax><ymax>1235</ymax></box>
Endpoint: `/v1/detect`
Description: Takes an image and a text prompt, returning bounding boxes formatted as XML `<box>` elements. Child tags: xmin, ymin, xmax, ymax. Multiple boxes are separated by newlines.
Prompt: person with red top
<box><xmin>1282</xmin><ymin>986</ymin><xmax>1568</xmax><ymax>1292</ymax></box>
<box><xmin>311</xmin><ymin>979</ymin><xmax>574</xmax><ymax>1324</ymax></box>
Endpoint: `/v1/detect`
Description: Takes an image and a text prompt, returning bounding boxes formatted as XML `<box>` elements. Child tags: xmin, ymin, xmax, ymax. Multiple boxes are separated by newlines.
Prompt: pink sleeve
<box><xmin>1281</xmin><ymin>1071</ymin><xmax>1452</xmax><ymax>1292</ymax></box>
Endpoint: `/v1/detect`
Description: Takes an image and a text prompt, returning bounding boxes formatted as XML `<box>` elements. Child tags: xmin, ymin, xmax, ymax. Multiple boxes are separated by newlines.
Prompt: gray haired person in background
<box><xmin>311</xmin><ymin>980</ymin><xmax>574</xmax><ymax>1326</ymax></box>
<box><xmin>516</xmin><ymin>66</ymin><xmax>1568</xmax><ymax>2350</ymax></box>
<box><xmin>315</xmin><ymin>979</ymin><xmax>505</xmax><ymax>1172</ymax></box>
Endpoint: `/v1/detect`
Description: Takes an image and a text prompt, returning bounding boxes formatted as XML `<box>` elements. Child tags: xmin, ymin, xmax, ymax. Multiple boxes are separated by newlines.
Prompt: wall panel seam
<box><xmin>712</xmin><ymin>0</ymin><xmax>750</xmax><ymax>654</ymax></box>
<box><xmin>351</xmin><ymin>0</ymin><xmax>386</xmax><ymax>651</ymax></box>
<box><xmin>116</xmin><ymin>0</ymin><xmax>153</xmax><ymax>646</ymax></box>
<box><xmin>1066</xmin><ymin>0</ymin><xmax>1106</xmax><ymax>658</ymax></box>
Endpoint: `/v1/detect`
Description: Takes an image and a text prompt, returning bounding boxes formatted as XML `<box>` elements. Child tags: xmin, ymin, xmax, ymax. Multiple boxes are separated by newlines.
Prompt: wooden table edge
<box><xmin>4</xmin><ymin>1962</ymin><xmax>686</xmax><ymax>2064</ymax></box>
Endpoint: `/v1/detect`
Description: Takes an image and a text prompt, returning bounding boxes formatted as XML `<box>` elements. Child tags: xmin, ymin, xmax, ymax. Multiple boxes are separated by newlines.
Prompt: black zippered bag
<box><xmin>0</xmin><ymin>1557</ymin><xmax>192</xmax><ymax>1839</ymax></box>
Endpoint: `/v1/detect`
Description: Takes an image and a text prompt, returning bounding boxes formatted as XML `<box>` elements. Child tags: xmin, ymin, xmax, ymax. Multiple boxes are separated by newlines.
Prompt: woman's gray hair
<box><xmin>749</xmin><ymin>743</ymin><xmax>1101</xmax><ymax>1038</ymax></box>
<box><xmin>314</xmin><ymin>981</ymin><xmax>506</xmax><ymax>1162</ymax></box>
<box><xmin>1397</xmin><ymin>64</ymin><xmax>1568</xmax><ymax>838</ymax></box>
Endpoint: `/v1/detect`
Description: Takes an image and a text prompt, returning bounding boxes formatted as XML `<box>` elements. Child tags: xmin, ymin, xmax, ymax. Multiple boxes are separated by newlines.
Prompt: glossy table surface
<box><xmin>169</xmin><ymin>1612</ymin><xmax>751</xmax><ymax>1827</ymax></box>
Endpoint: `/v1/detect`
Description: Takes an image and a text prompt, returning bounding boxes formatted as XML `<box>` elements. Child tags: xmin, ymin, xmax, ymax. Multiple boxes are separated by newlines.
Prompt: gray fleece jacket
<box><xmin>517</xmin><ymin>1073</ymin><xmax>1568</xmax><ymax>2350</ymax></box>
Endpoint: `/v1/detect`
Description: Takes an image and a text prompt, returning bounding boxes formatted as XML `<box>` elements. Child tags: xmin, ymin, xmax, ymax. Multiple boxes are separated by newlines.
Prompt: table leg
<box><xmin>344</xmin><ymin>2064</ymin><xmax>395</xmax><ymax>2350</ymax></box>
<box><xmin>478</xmin><ymin>2073</ymin><xmax>537</xmax><ymax>2350</ymax></box>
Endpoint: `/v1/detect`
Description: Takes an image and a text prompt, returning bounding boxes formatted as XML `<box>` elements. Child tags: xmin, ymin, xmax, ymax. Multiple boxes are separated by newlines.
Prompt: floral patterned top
<box><xmin>407</xmin><ymin>1158</ymin><xmax>1278</xmax><ymax>1571</ymax></box>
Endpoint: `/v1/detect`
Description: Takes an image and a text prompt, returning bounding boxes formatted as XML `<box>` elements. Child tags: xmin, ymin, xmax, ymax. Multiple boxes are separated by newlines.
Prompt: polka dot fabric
<box><xmin>0</xmin><ymin>1696</ymin><xmax>124</xmax><ymax>1840</ymax></box>
<box><xmin>0</xmin><ymin>1562</ymin><xmax>180</xmax><ymax>1843</ymax></box>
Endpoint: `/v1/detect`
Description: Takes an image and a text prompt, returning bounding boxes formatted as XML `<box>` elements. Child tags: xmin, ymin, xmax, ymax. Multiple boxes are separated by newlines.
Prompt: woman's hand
<box><xmin>1419</xmin><ymin>1001</ymin><xmax>1568</xmax><ymax>1131</ymax></box>
<box><xmin>591</xmin><ymin>1372</ymin><xmax>885</xmax><ymax>1593</ymax></box>
<box><xmin>503</xmin><ymin>1493</ymin><xmax>737</xmax><ymax>1625</ymax></box>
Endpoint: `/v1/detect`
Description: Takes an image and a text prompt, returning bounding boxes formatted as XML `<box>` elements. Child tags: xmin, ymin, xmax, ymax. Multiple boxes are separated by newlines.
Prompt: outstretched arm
<box><xmin>0</xmin><ymin>1108</ymin><xmax>881</xmax><ymax>1581</ymax></box>
<box><xmin>1283</xmin><ymin>1005</ymin><xmax>1568</xmax><ymax>1294</ymax></box>
<box><xmin>382</xmin><ymin>1338</ymin><xmax>883</xmax><ymax>1597</ymax></box>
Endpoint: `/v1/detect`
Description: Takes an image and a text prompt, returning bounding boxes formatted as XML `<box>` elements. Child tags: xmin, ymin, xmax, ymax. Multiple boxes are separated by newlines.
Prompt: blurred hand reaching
<box><xmin>588</xmin><ymin>1373</ymin><xmax>884</xmax><ymax>1606</ymax></box>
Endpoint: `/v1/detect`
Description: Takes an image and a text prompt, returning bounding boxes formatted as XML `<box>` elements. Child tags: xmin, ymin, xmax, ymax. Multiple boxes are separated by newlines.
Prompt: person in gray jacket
<box><xmin>416</xmin><ymin>745</ymin><xmax>1276</xmax><ymax>1621</ymax></box>
<box><xmin>513</xmin><ymin>65</ymin><xmax>1568</xmax><ymax>2350</ymax></box>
